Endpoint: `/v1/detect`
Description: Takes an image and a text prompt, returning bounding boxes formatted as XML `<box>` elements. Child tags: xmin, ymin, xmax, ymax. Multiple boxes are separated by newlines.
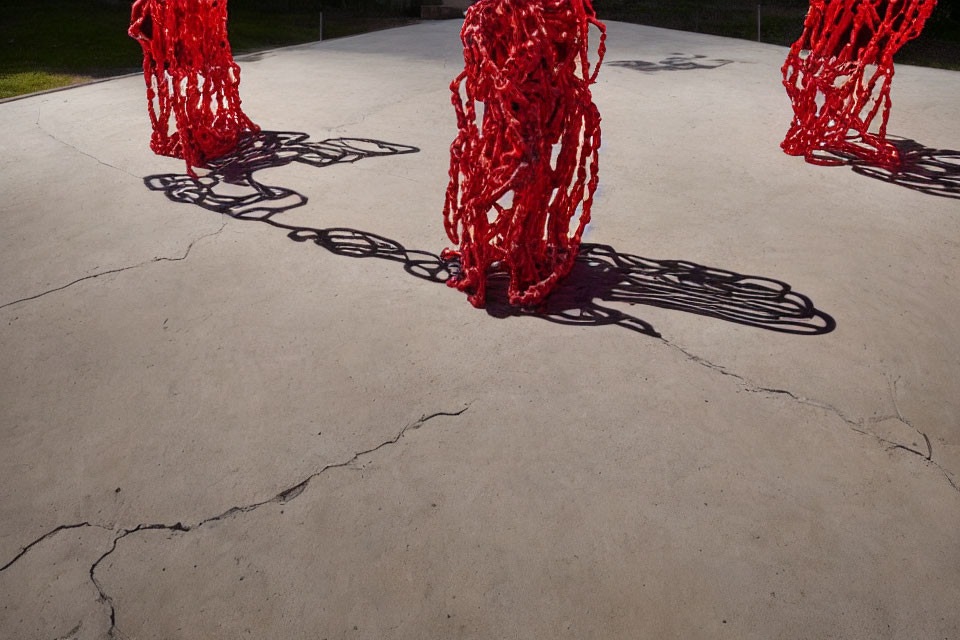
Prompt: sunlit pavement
<box><xmin>1</xmin><ymin>20</ymin><xmax>958</xmax><ymax>640</ymax></box>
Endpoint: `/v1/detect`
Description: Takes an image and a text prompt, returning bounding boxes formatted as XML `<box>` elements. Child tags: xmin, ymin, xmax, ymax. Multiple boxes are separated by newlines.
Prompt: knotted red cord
<box><xmin>129</xmin><ymin>0</ymin><xmax>259</xmax><ymax>175</ymax></box>
<box><xmin>443</xmin><ymin>0</ymin><xmax>606</xmax><ymax>308</ymax></box>
<box><xmin>782</xmin><ymin>0</ymin><xmax>936</xmax><ymax>168</ymax></box>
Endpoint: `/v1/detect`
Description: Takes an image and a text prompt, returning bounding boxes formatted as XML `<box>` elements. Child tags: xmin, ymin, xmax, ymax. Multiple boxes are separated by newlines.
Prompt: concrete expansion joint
<box><xmin>656</xmin><ymin>336</ymin><xmax>958</xmax><ymax>496</ymax></box>
<box><xmin>0</xmin><ymin>220</ymin><xmax>229</xmax><ymax>311</ymax></box>
<box><xmin>2</xmin><ymin>405</ymin><xmax>469</xmax><ymax>637</ymax></box>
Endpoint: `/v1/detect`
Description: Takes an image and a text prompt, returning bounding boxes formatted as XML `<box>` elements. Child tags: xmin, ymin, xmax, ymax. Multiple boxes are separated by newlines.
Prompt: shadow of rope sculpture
<box><xmin>608</xmin><ymin>54</ymin><xmax>734</xmax><ymax>73</ymax></box>
<box><xmin>443</xmin><ymin>0</ymin><xmax>607</xmax><ymax>308</ymax></box>
<box><xmin>848</xmin><ymin>137</ymin><xmax>960</xmax><ymax>199</ymax></box>
<box><xmin>480</xmin><ymin>244</ymin><xmax>836</xmax><ymax>336</ymax></box>
<box><xmin>144</xmin><ymin>131</ymin><xmax>419</xmax><ymax>217</ymax></box>
<box><xmin>129</xmin><ymin>0</ymin><xmax>260</xmax><ymax>176</ymax></box>
<box><xmin>144</xmin><ymin>131</ymin><xmax>833</xmax><ymax>338</ymax></box>
<box><xmin>782</xmin><ymin>0</ymin><xmax>937</xmax><ymax>168</ymax></box>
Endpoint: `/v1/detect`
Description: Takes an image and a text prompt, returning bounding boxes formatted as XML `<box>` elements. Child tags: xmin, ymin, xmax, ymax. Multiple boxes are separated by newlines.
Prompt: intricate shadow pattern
<box><xmin>288</xmin><ymin>227</ymin><xmax>455</xmax><ymax>285</ymax></box>
<box><xmin>144</xmin><ymin>132</ymin><xmax>834</xmax><ymax>338</ymax></box>
<box><xmin>280</xmin><ymin>235</ymin><xmax>835</xmax><ymax>338</ymax></box>
<box><xmin>481</xmin><ymin>244</ymin><xmax>834</xmax><ymax>337</ymax></box>
<box><xmin>609</xmin><ymin>54</ymin><xmax>733</xmax><ymax>73</ymax></box>
<box><xmin>144</xmin><ymin>131</ymin><xmax>420</xmax><ymax>218</ymax></box>
<box><xmin>846</xmin><ymin>138</ymin><xmax>960</xmax><ymax>200</ymax></box>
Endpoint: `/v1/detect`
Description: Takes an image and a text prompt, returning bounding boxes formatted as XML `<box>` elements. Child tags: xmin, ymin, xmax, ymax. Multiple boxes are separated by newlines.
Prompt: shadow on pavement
<box><xmin>609</xmin><ymin>54</ymin><xmax>733</xmax><ymax>72</ymax></box>
<box><xmin>481</xmin><ymin>244</ymin><xmax>835</xmax><ymax>337</ymax></box>
<box><xmin>144</xmin><ymin>130</ymin><xmax>835</xmax><ymax>338</ymax></box>
<box><xmin>144</xmin><ymin>131</ymin><xmax>420</xmax><ymax>218</ymax></box>
<box><xmin>847</xmin><ymin>137</ymin><xmax>960</xmax><ymax>200</ymax></box>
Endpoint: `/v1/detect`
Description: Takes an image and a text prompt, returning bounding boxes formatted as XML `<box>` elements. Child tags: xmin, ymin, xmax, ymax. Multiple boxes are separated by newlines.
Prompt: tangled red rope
<box><xmin>782</xmin><ymin>0</ymin><xmax>936</xmax><ymax>167</ymax></box>
<box><xmin>443</xmin><ymin>0</ymin><xmax>606</xmax><ymax>308</ymax></box>
<box><xmin>129</xmin><ymin>0</ymin><xmax>259</xmax><ymax>175</ymax></box>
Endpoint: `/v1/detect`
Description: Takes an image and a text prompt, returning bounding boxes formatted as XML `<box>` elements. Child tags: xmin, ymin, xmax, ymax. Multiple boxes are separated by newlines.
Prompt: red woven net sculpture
<box><xmin>782</xmin><ymin>0</ymin><xmax>937</xmax><ymax>167</ymax></box>
<box><xmin>443</xmin><ymin>0</ymin><xmax>606</xmax><ymax>308</ymax></box>
<box><xmin>129</xmin><ymin>0</ymin><xmax>259</xmax><ymax>175</ymax></box>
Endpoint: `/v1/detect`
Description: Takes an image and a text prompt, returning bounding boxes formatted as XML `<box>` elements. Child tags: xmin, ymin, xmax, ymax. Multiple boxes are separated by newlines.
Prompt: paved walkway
<box><xmin>1</xmin><ymin>20</ymin><xmax>958</xmax><ymax>640</ymax></box>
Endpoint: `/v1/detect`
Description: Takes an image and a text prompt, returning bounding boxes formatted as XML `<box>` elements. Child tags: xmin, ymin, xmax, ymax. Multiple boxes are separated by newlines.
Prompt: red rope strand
<box><xmin>443</xmin><ymin>0</ymin><xmax>606</xmax><ymax>308</ymax></box>
<box><xmin>782</xmin><ymin>0</ymin><xmax>937</xmax><ymax>167</ymax></box>
<box><xmin>129</xmin><ymin>0</ymin><xmax>259</xmax><ymax>176</ymax></box>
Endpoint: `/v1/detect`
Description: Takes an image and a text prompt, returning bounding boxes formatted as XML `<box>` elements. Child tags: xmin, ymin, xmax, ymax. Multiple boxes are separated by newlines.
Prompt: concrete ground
<box><xmin>1</xmin><ymin>19</ymin><xmax>958</xmax><ymax>640</ymax></box>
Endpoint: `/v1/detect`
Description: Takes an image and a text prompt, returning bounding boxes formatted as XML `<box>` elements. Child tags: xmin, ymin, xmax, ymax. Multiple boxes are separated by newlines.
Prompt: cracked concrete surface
<box><xmin>1</xmin><ymin>20</ymin><xmax>959</xmax><ymax>640</ymax></box>
<box><xmin>0</xmin><ymin>221</ymin><xmax>228</xmax><ymax>311</ymax></box>
<box><xmin>656</xmin><ymin>337</ymin><xmax>960</xmax><ymax>494</ymax></box>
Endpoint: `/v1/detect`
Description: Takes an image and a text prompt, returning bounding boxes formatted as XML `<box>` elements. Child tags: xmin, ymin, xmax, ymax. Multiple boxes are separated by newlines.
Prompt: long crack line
<box><xmin>84</xmin><ymin>405</ymin><xmax>469</xmax><ymax>637</ymax></box>
<box><xmin>35</xmin><ymin>105</ymin><xmax>140</xmax><ymax>180</ymax></box>
<box><xmin>657</xmin><ymin>336</ymin><xmax>959</xmax><ymax>494</ymax></box>
<box><xmin>199</xmin><ymin>406</ymin><xmax>470</xmax><ymax>526</ymax></box>
<box><xmin>0</xmin><ymin>220</ymin><xmax>228</xmax><ymax>311</ymax></box>
<box><xmin>657</xmin><ymin>336</ymin><xmax>861</xmax><ymax>425</ymax></box>
<box><xmin>0</xmin><ymin>522</ymin><xmax>103</xmax><ymax>572</ymax></box>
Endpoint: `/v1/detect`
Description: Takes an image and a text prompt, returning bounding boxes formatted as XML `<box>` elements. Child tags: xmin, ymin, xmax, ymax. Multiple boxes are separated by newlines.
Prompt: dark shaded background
<box><xmin>1</xmin><ymin>0</ymin><xmax>957</xmax><ymax>97</ymax></box>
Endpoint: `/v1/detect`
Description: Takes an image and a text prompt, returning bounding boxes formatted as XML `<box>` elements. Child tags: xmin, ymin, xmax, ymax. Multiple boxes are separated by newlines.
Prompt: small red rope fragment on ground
<box><xmin>782</xmin><ymin>0</ymin><xmax>937</xmax><ymax>168</ymax></box>
<box><xmin>444</xmin><ymin>0</ymin><xmax>606</xmax><ymax>308</ymax></box>
<box><xmin>129</xmin><ymin>0</ymin><xmax>259</xmax><ymax>175</ymax></box>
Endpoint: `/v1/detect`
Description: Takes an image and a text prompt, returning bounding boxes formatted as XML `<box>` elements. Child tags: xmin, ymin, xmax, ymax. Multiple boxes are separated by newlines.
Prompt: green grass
<box><xmin>0</xmin><ymin>72</ymin><xmax>93</xmax><ymax>100</ymax></box>
<box><xmin>0</xmin><ymin>1</ymin><xmax>415</xmax><ymax>100</ymax></box>
<box><xmin>0</xmin><ymin>1</ymin><xmax>142</xmax><ymax>85</ymax></box>
<box><xmin>1</xmin><ymin>1</ymin><xmax>957</xmax><ymax>100</ymax></box>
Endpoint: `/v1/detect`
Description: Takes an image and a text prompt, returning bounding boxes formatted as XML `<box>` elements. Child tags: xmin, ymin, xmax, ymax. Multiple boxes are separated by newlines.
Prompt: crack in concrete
<box><xmin>1</xmin><ymin>406</ymin><xmax>468</xmax><ymax>582</ymax></box>
<box><xmin>657</xmin><ymin>336</ymin><xmax>862</xmax><ymax>424</ymax></box>
<box><xmin>35</xmin><ymin>105</ymin><xmax>140</xmax><ymax>180</ymax></box>
<box><xmin>54</xmin><ymin>620</ymin><xmax>83</xmax><ymax>640</ymax></box>
<box><xmin>2</xmin><ymin>406</ymin><xmax>468</xmax><ymax>636</ymax></box>
<box><xmin>89</xmin><ymin>523</ymin><xmax>190</xmax><ymax>636</ymax></box>
<box><xmin>0</xmin><ymin>522</ymin><xmax>106</xmax><ymax>573</ymax></box>
<box><xmin>0</xmin><ymin>220</ymin><xmax>228</xmax><ymax>311</ymax></box>
<box><xmin>889</xmin><ymin>375</ymin><xmax>933</xmax><ymax>460</ymax></box>
<box><xmin>81</xmin><ymin>405</ymin><xmax>469</xmax><ymax>638</ymax></box>
<box><xmin>849</xmin><ymin>426</ymin><xmax>929</xmax><ymax>460</ymax></box>
<box><xmin>656</xmin><ymin>336</ymin><xmax>959</xmax><ymax>494</ymax></box>
<box><xmin>199</xmin><ymin>406</ymin><xmax>470</xmax><ymax>526</ymax></box>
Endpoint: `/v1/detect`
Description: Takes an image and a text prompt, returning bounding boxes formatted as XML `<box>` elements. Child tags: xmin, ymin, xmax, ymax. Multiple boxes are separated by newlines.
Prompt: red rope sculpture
<box><xmin>782</xmin><ymin>0</ymin><xmax>937</xmax><ymax>167</ymax></box>
<box><xmin>443</xmin><ymin>0</ymin><xmax>606</xmax><ymax>308</ymax></box>
<box><xmin>129</xmin><ymin>0</ymin><xmax>259</xmax><ymax>175</ymax></box>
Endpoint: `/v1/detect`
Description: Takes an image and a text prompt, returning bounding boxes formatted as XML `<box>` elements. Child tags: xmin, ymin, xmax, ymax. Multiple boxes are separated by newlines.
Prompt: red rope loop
<box><xmin>444</xmin><ymin>0</ymin><xmax>606</xmax><ymax>308</ymax></box>
<box><xmin>781</xmin><ymin>0</ymin><xmax>936</xmax><ymax>168</ymax></box>
<box><xmin>129</xmin><ymin>0</ymin><xmax>259</xmax><ymax>175</ymax></box>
